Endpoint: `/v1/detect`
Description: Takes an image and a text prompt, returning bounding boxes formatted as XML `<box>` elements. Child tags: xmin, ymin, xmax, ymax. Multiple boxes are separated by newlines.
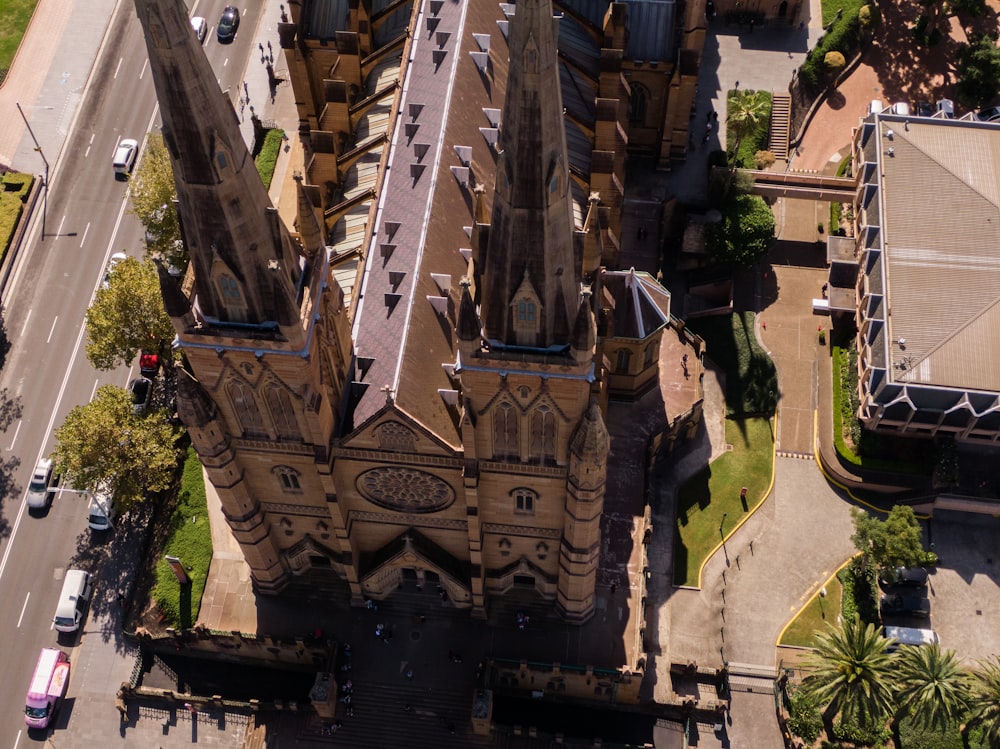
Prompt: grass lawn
<box><xmin>779</xmin><ymin>574</ymin><xmax>843</xmax><ymax>647</ymax></box>
<box><xmin>820</xmin><ymin>0</ymin><xmax>864</xmax><ymax>28</ymax></box>
<box><xmin>673</xmin><ymin>417</ymin><xmax>774</xmax><ymax>586</ymax></box>
<box><xmin>0</xmin><ymin>0</ymin><xmax>38</xmax><ymax>73</ymax></box>
<box><xmin>254</xmin><ymin>129</ymin><xmax>284</xmax><ymax>189</ymax></box>
<box><xmin>152</xmin><ymin>446</ymin><xmax>213</xmax><ymax>628</ymax></box>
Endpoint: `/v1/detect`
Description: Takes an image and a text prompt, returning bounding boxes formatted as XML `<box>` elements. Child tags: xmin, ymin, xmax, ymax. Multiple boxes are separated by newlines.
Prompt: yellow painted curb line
<box><xmin>694</xmin><ymin>412</ymin><xmax>779</xmax><ymax>590</ymax></box>
<box><xmin>812</xmin><ymin>410</ymin><xmax>930</xmax><ymax>520</ymax></box>
<box><xmin>774</xmin><ymin>553</ymin><xmax>861</xmax><ymax>648</ymax></box>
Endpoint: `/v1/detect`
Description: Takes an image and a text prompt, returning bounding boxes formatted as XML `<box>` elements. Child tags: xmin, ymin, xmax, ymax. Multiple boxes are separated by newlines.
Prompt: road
<box><xmin>0</xmin><ymin>0</ymin><xmax>263</xmax><ymax>744</ymax></box>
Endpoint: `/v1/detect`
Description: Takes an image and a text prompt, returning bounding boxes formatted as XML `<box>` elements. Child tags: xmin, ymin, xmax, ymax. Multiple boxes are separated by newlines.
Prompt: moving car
<box><xmin>139</xmin><ymin>352</ymin><xmax>161</xmax><ymax>379</ymax></box>
<box><xmin>217</xmin><ymin>6</ymin><xmax>240</xmax><ymax>42</ymax></box>
<box><xmin>112</xmin><ymin>138</ymin><xmax>138</xmax><ymax>177</ymax></box>
<box><xmin>52</xmin><ymin>569</ymin><xmax>93</xmax><ymax>633</ymax></box>
<box><xmin>26</xmin><ymin>458</ymin><xmax>54</xmax><ymax>509</ymax></box>
<box><xmin>102</xmin><ymin>252</ymin><xmax>128</xmax><ymax>289</ymax></box>
<box><xmin>128</xmin><ymin>377</ymin><xmax>152</xmax><ymax>415</ymax></box>
<box><xmin>880</xmin><ymin>592</ymin><xmax>931</xmax><ymax>618</ymax></box>
<box><xmin>879</xmin><ymin>566</ymin><xmax>929</xmax><ymax>588</ymax></box>
<box><xmin>191</xmin><ymin>16</ymin><xmax>207</xmax><ymax>43</ymax></box>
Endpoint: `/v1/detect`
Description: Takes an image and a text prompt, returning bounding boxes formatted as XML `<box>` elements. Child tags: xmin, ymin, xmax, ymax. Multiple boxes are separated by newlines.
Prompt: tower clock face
<box><xmin>356</xmin><ymin>467</ymin><xmax>455</xmax><ymax>513</ymax></box>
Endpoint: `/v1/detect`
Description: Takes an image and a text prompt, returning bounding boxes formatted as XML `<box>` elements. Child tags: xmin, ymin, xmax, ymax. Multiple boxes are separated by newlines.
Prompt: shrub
<box><xmin>254</xmin><ymin>129</ymin><xmax>284</xmax><ymax>190</ymax></box>
<box><xmin>786</xmin><ymin>685</ymin><xmax>824</xmax><ymax>744</ymax></box>
<box><xmin>0</xmin><ymin>172</ymin><xmax>33</xmax><ymax>261</ymax></box>
<box><xmin>705</xmin><ymin>194</ymin><xmax>775</xmax><ymax>267</ymax></box>
<box><xmin>831</xmin><ymin>714</ymin><xmax>891</xmax><ymax>747</ymax></box>
<box><xmin>707</xmin><ymin>149</ymin><xmax>729</xmax><ymax>168</ymax></box>
<box><xmin>754</xmin><ymin>150</ymin><xmax>777</xmax><ymax>169</ymax></box>
<box><xmin>800</xmin><ymin>13</ymin><xmax>861</xmax><ymax>91</ymax></box>
<box><xmin>824</xmin><ymin>51</ymin><xmax>847</xmax><ymax>73</ymax></box>
<box><xmin>859</xmin><ymin>4</ymin><xmax>881</xmax><ymax>30</ymax></box>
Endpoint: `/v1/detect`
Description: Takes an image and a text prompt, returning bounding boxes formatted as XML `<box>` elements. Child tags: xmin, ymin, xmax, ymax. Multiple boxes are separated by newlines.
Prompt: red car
<box><xmin>139</xmin><ymin>352</ymin><xmax>160</xmax><ymax>379</ymax></box>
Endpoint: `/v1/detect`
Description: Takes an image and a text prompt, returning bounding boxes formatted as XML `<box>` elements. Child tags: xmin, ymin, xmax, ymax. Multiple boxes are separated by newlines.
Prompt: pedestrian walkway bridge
<box><xmin>742</xmin><ymin>170</ymin><xmax>856</xmax><ymax>201</ymax></box>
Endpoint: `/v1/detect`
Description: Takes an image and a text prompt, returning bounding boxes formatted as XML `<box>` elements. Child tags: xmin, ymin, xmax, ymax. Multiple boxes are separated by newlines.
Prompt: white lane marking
<box><xmin>56</xmin><ymin>215</ymin><xmax>66</xmax><ymax>236</ymax></box>
<box><xmin>90</xmin><ymin>379</ymin><xmax>99</xmax><ymax>401</ymax></box>
<box><xmin>114</xmin><ymin>56</ymin><xmax>123</xmax><ymax>79</ymax></box>
<box><xmin>14</xmin><ymin>728</ymin><xmax>22</xmax><ymax>748</ymax></box>
<box><xmin>18</xmin><ymin>309</ymin><xmax>31</xmax><ymax>338</ymax></box>
<box><xmin>84</xmin><ymin>145</ymin><xmax>91</xmax><ymax>159</ymax></box>
<box><xmin>47</xmin><ymin>316</ymin><xmax>58</xmax><ymax>344</ymax></box>
<box><xmin>139</xmin><ymin>58</ymin><xmax>149</xmax><ymax>80</ymax></box>
<box><xmin>79</xmin><ymin>221</ymin><xmax>90</xmax><ymax>248</ymax></box>
<box><xmin>224</xmin><ymin>58</ymin><xmax>229</xmax><ymax>67</ymax></box>
<box><xmin>89</xmin><ymin>133</ymin><xmax>95</xmax><ymax>145</ymax></box>
<box><xmin>17</xmin><ymin>592</ymin><xmax>30</xmax><ymax>628</ymax></box>
<box><xmin>6</xmin><ymin>420</ymin><xmax>21</xmax><ymax>451</ymax></box>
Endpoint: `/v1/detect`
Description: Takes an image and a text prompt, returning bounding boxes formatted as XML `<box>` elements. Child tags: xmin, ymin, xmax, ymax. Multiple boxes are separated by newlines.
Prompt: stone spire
<box><xmin>134</xmin><ymin>0</ymin><xmax>303</xmax><ymax>331</ymax></box>
<box><xmin>294</xmin><ymin>174</ymin><xmax>325</xmax><ymax>258</ymax></box>
<box><xmin>479</xmin><ymin>0</ymin><xmax>580</xmax><ymax>348</ymax></box>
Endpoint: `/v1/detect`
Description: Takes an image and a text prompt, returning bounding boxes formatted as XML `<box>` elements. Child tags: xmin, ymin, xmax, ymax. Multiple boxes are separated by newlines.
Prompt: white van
<box><xmin>88</xmin><ymin>492</ymin><xmax>115</xmax><ymax>531</ymax></box>
<box><xmin>883</xmin><ymin>625</ymin><xmax>939</xmax><ymax>651</ymax></box>
<box><xmin>53</xmin><ymin>570</ymin><xmax>92</xmax><ymax>633</ymax></box>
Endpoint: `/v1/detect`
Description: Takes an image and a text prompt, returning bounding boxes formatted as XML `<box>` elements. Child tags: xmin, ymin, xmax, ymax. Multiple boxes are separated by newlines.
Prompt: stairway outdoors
<box><xmin>769</xmin><ymin>92</ymin><xmax>791</xmax><ymax>161</ymax></box>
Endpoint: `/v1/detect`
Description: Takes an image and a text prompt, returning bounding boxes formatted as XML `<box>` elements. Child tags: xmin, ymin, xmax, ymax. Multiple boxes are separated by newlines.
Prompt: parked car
<box><xmin>190</xmin><ymin>16</ymin><xmax>207</xmax><ymax>43</ymax></box>
<box><xmin>26</xmin><ymin>458</ymin><xmax>54</xmax><ymax>510</ymax></box>
<box><xmin>880</xmin><ymin>592</ymin><xmax>931</xmax><ymax>618</ymax></box>
<box><xmin>102</xmin><ymin>252</ymin><xmax>127</xmax><ymax>289</ymax></box>
<box><xmin>976</xmin><ymin>106</ymin><xmax>1000</xmax><ymax>123</ymax></box>
<box><xmin>914</xmin><ymin>100</ymin><xmax>934</xmax><ymax>117</ymax></box>
<box><xmin>879</xmin><ymin>566</ymin><xmax>929</xmax><ymax>588</ymax></box>
<box><xmin>88</xmin><ymin>492</ymin><xmax>115</xmax><ymax>531</ymax></box>
<box><xmin>868</xmin><ymin>99</ymin><xmax>884</xmax><ymax>116</ymax></box>
<box><xmin>112</xmin><ymin>138</ymin><xmax>138</xmax><ymax>177</ymax></box>
<box><xmin>128</xmin><ymin>377</ymin><xmax>152</xmax><ymax>415</ymax></box>
<box><xmin>217</xmin><ymin>6</ymin><xmax>240</xmax><ymax>42</ymax></box>
<box><xmin>892</xmin><ymin>102</ymin><xmax>910</xmax><ymax>116</ymax></box>
<box><xmin>139</xmin><ymin>352</ymin><xmax>161</xmax><ymax>379</ymax></box>
<box><xmin>936</xmin><ymin>99</ymin><xmax>955</xmax><ymax>118</ymax></box>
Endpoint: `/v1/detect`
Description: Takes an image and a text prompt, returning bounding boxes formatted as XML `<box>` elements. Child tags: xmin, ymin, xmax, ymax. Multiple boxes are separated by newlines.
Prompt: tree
<box><xmin>851</xmin><ymin>505</ymin><xmax>926</xmax><ymax>573</ymax></box>
<box><xmin>52</xmin><ymin>385</ymin><xmax>181</xmax><ymax>511</ymax></box>
<box><xmin>802</xmin><ymin>618</ymin><xmax>897</xmax><ymax>731</ymax></box>
<box><xmin>85</xmin><ymin>256</ymin><xmax>175</xmax><ymax>371</ymax></box>
<box><xmin>705</xmin><ymin>193</ymin><xmax>775</xmax><ymax>267</ymax></box>
<box><xmin>858</xmin><ymin>4</ymin><xmax>882</xmax><ymax>31</ymax></box>
<box><xmin>957</xmin><ymin>34</ymin><xmax>1000</xmax><ymax>108</ymax></box>
<box><xmin>726</xmin><ymin>89</ymin><xmax>769</xmax><ymax>164</ymax></box>
<box><xmin>893</xmin><ymin>643</ymin><xmax>971</xmax><ymax>733</ymax></box>
<box><xmin>129</xmin><ymin>133</ymin><xmax>183</xmax><ymax>266</ymax></box>
<box><xmin>964</xmin><ymin>656</ymin><xmax>1000</xmax><ymax>747</ymax></box>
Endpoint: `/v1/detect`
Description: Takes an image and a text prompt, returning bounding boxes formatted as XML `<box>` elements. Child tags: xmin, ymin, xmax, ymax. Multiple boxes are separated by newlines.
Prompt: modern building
<box><xmin>135</xmin><ymin>0</ymin><xmax>702</xmax><ymax>625</ymax></box>
<box><xmin>851</xmin><ymin>112</ymin><xmax>1000</xmax><ymax>442</ymax></box>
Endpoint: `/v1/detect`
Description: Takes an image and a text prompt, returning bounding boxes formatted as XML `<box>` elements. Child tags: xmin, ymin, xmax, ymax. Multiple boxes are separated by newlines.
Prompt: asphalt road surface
<box><xmin>0</xmin><ymin>1</ymin><xmax>263</xmax><ymax>744</ymax></box>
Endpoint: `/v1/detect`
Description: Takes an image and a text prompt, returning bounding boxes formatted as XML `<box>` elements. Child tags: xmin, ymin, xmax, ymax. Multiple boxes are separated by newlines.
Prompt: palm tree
<box><xmin>964</xmin><ymin>655</ymin><xmax>1000</xmax><ymax>747</ymax></box>
<box><xmin>893</xmin><ymin>643</ymin><xmax>971</xmax><ymax>733</ymax></box>
<box><xmin>726</xmin><ymin>89</ymin><xmax>769</xmax><ymax>166</ymax></box>
<box><xmin>802</xmin><ymin>618</ymin><xmax>896</xmax><ymax>732</ymax></box>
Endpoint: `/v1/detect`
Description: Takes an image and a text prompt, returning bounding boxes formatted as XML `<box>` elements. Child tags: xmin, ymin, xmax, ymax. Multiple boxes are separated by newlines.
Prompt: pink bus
<box><xmin>24</xmin><ymin>648</ymin><xmax>70</xmax><ymax>729</ymax></box>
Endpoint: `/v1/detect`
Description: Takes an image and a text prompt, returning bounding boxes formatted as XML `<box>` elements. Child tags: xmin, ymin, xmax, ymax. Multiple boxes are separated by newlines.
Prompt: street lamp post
<box><xmin>719</xmin><ymin>512</ymin><xmax>728</xmax><ymax>537</ymax></box>
<box><xmin>15</xmin><ymin>102</ymin><xmax>51</xmax><ymax>239</ymax></box>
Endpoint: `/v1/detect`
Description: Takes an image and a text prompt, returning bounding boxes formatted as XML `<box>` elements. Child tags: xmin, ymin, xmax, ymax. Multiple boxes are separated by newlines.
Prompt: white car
<box><xmin>88</xmin><ymin>492</ymin><xmax>115</xmax><ymax>531</ymax></box>
<box><xmin>892</xmin><ymin>102</ymin><xmax>910</xmax><ymax>116</ymax></box>
<box><xmin>112</xmin><ymin>138</ymin><xmax>138</xmax><ymax>177</ymax></box>
<box><xmin>26</xmin><ymin>458</ymin><xmax>54</xmax><ymax>509</ymax></box>
<box><xmin>976</xmin><ymin>106</ymin><xmax>1000</xmax><ymax>123</ymax></box>
<box><xmin>191</xmin><ymin>17</ymin><xmax>207</xmax><ymax>44</ymax></box>
<box><xmin>102</xmin><ymin>251</ymin><xmax>128</xmax><ymax>289</ymax></box>
<box><xmin>936</xmin><ymin>99</ymin><xmax>955</xmax><ymax>118</ymax></box>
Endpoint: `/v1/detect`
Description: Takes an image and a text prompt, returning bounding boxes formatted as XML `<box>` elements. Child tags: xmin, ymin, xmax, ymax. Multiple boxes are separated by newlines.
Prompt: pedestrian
<box><xmin>406</xmin><ymin>668</ymin><xmax>413</xmax><ymax>680</ymax></box>
<box><xmin>259</xmin><ymin>42</ymin><xmax>264</xmax><ymax>55</ymax></box>
<box><xmin>267</xmin><ymin>40</ymin><xmax>273</xmax><ymax>57</ymax></box>
<box><xmin>117</xmin><ymin>591</ymin><xmax>125</xmax><ymax>607</ymax></box>
<box><xmin>375</xmin><ymin>623</ymin><xmax>384</xmax><ymax>638</ymax></box>
<box><xmin>347</xmin><ymin>703</ymin><xmax>355</xmax><ymax>717</ymax></box>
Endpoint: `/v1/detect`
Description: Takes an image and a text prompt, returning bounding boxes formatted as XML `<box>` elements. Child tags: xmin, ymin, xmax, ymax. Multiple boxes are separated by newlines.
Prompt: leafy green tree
<box><xmin>859</xmin><ymin>4</ymin><xmax>882</xmax><ymax>30</ymax></box>
<box><xmin>129</xmin><ymin>133</ymin><xmax>183</xmax><ymax>266</ymax></box>
<box><xmin>52</xmin><ymin>385</ymin><xmax>181</xmax><ymax>510</ymax></box>
<box><xmin>705</xmin><ymin>194</ymin><xmax>774</xmax><ymax>267</ymax></box>
<box><xmin>893</xmin><ymin>644</ymin><xmax>971</xmax><ymax>733</ymax></box>
<box><xmin>957</xmin><ymin>34</ymin><xmax>1000</xmax><ymax>107</ymax></box>
<box><xmin>964</xmin><ymin>656</ymin><xmax>1000</xmax><ymax>746</ymax></box>
<box><xmin>824</xmin><ymin>51</ymin><xmax>847</xmax><ymax>74</ymax></box>
<box><xmin>85</xmin><ymin>256</ymin><xmax>175</xmax><ymax>371</ymax></box>
<box><xmin>726</xmin><ymin>89</ymin><xmax>769</xmax><ymax>163</ymax></box>
<box><xmin>802</xmin><ymin>618</ymin><xmax>897</xmax><ymax>731</ymax></box>
<box><xmin>851</xmin><ymin>505</ymin><xmax>926</xmax><ymax>573</ymax></box>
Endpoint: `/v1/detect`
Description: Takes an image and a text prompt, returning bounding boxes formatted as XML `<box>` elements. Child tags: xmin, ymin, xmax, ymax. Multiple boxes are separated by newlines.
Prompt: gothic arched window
<box><xmin>273</xmin><ymin>466</ymin><xmax>302</xmax><ymax>493</ymax></box>
<box><xmin>530</xmin><ymin>405</ymin><xmax>556</xmax><ymax>461</ymax></box>
<box><xmin>512</xmin><ymin>487</ymin><xmax>537</xmax><ymax>515</ymax></box>
<box><xmin>493</xmin><ymin>401</ymin><xmax>519</xmax><ymax>459</ymax></box>
<box><xmin>228</xmin><ymin>380</ymin><xmax>267</xmax><ymax>438</ymax></box>
<box><xmin>615</xmin><ymin>348</ymin><xmax>632</xmax><ymax>374</ymax></box>
<box><xmin>217</xmin><ymin>273</ymin><xmax>247</xmax><ymax>322</ymax></box>
<box><xmin>630</xmin><ymin>83</ymin><xmax>650</xmax><ymax>124</ymax></box>
<box><xmin>266</xmin><ymin>386</ymin><xmax>300</xmax><ymax>441</ymax></box>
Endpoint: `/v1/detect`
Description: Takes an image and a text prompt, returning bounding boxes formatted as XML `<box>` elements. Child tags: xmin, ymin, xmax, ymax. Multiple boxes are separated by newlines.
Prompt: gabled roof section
<box><xmin>875</xmin><ymin>116</ymin><xmax>1000</xmax><ymax>393</ymax></box>
<box><xmin>602</xmin><ymin>268</ymin><xmax>672</xmax><ymax>339</ymax></box>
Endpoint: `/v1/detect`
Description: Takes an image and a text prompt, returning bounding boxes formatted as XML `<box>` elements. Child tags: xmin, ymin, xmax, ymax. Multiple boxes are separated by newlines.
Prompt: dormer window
<box><xmin>216</xmin><ymin>273</ymin><xmax>247</xmax><ymax>322</ymax></box>
<box><xmin>511</xmin><ymin>271</ymin><xmax>542</xmax><ymax>346</ymax></box>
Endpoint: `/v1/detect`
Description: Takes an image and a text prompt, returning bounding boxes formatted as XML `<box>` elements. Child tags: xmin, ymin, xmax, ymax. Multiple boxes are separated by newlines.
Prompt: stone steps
<box><xmin>769</xmin><ymin>92</ymin><xmax>791</xmax><ymax>161</ymax></box>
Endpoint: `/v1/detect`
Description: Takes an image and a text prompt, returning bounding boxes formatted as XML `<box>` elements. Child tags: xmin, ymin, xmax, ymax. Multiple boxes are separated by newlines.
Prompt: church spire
<box><xmin>480</xmin><ymin>0</ymin><xmax>580</xmax><ymax>349</ymax></box>
<box><xmin>134</xmin><ymin>0</ymin><xmax>303</xmax><ymax>332</ymax></box>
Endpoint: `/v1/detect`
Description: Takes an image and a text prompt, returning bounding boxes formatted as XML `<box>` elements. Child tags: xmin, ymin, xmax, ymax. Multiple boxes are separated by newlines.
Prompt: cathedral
<box><xmin>135</xmin><ymin>0</ymin><xmax>704</xmax><ymax>624</ymax></box>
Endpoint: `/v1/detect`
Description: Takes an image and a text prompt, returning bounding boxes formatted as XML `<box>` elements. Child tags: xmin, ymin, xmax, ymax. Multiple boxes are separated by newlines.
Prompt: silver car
<box><xmin>26</xmin><ymin>458</ymin><xmax>54</xmax><ymax>509</ymax></box>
